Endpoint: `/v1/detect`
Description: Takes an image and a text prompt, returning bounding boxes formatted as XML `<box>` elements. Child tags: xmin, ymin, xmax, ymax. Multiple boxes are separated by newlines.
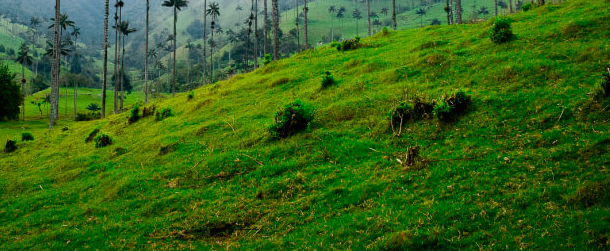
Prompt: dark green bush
<box><xmin>434</xmin><ymin>91</ymin><xmax>472</xmax><ymax>122</ymax></box>
<box><xmin>95</xmin><ymin>134</ymin><xmax>112</xmax><ymax>148</ymax></box>
<box><xmin>391</xmin><ymin>102</ymin><xmax>414</xmax><ymax>128</ymax></box>
<box><xmin>7</xmin><ymin>48</ymin><xmax>15</xmax><ymax>56</ymax></box>
<box><xmin>522</xmin><ymin>3</ymin><xmax>533</xmax><ymax>12</ymax></box>
<box><xmin>337</xmin><ymin>37</ymin><xmax>361</xmax><ymax>51</ymax></box>
<box><xmin>263</xmin><ymin>54</ymin><xmax>272</xmax><ymax>65</ymax></box>
<box><xmin>321</xmin><ymin>71</ymin><xmax>335</xmax><ymax>89</ymax></box>
<box><xmin>187</xmin><ymin>92</ymin><xmax>195</xmax><ymax>101</ymax></box>
<box><xmin>86</xmin><ymin>128</ymin><xmax>100</xmax><ymax>143</ymax></box>
<box><xmin>76</xmin><ymin>112</ymin><xmax>100</xmax><ymax>121</ymax></box>
<box><xmin>21</xmin><ymin>132</ymin><xmax>34</xmax><ymax>141</ymax></box>
<box><xmin>490</xmin><ymin>17</ymin><xmax>514</xmax><ymax>44</ymax></box>
<box><xmin>0</xmin><ymin>44</ymin><xmax>5</xmax><ymax>53</ymax></box>
<box><xmin>128</xmin><ymin>103</ymin><xmax>141</xmax><ymax>124</ymax></box>
<box><xmin>382</xmin><ymin>27</ymin><xmax>389</xmax><ymax>36</ymax></box>
<box><xmin>270</xmin><ymin>100</ymin><xmax>314</xmax><ymax>138</ymax></box>
<box><xmin>413</xmin><ymin>96</ymin><xmax>435</xmax><ymax>119</ymax></box>
<box><xmin>4</xmin><ymin>140</ymin><xmax>17</xmax><ymax>153</ymax></box>
<box><xmin>155</xmin><ymin>108</ymin><xmax>174</xmax><ymax>122</ymax></box>
<box><xmin>593</xmin><ymin>67</ymin><xmax>610</xmax><ymax>101</ymax></box>
<box><xmin>143</xmin><ymin>105</ymin><xmax>156</xmax><ymax>117</ymax></box>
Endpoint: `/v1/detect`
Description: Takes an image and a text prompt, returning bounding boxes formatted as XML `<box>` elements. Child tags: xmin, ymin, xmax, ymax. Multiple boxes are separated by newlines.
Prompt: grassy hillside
<box><xmin>1</xmin><ymin>0</ymin><xmax>610</xmax><ymax>249</ymax></box>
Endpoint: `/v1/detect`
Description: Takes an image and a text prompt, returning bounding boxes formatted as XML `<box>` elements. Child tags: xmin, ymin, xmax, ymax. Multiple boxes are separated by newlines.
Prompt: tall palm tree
<box><xmin>118</xmin><ymin>20</ymin><xmax>137</xmax><ymax>111</ymax></box>
<box><xmin>50</xmin><ymin>0</ymin><xmax>61</xmax><ymax>129</ymax></box>
<box><xmin>456</xmin><ymin>0</ymin><xmax>463</xmax><ymax>24</ymax></box>
<box><xmin>272</xmin><ymin>0</ymin><xmax>279</xmax><ymax>60</ymax></box>
<box><xmin>494</xmin><ymin>0</ymin><xmax>499</xmax><ymax>17</ymax></box>
<box><xmin>263</xmin><ymin>0</ymin><xmax>268</xmax><ymax>57</ymax></box>
<box><xmin>254</xmin><ymin>0</ymin><xmax>259</xmax><ymax>69</ymax></box>
<box><xmin>102</xmin><ymin>0</ymin><xmax>109</xmax><ymax>118</ymax></box>
<box><xmin>392</xmin><ymin>0</ymin><xmax>396</xmax><ymax>30</ymax></box>
<box><xmin>416</xmin><ymin>8</ymin><xmax>427</xmax><ymax>28</ymax></box>
<box><xmin>15</xmin><ymin>43</ymin><xmax>33</xmax><ymax>121</ymax></box>
<box><xmin>145</xmin><ymin>0</ymin><xmax>150</xmax><ymax>104</ymax></box>
<box><xmin>303</xmin><ymin>0</ymin><xmax>308</xmax><ymax>49</ymax></box>
<box><xmin>162</xmin><ymin>0</ymin><xmax>189</xmax><ymax>97</ymax></box>
<box><xmin>366</xmin><ymin>0</ymin><xmax>371</xmax><ymax>36</ymax></box>
<box><xmin>113</xmin><ymin>1</ymin><xmax>120</xmax><ymax>114</ymax></box>
<box><xmin>185</xmin><ymin>42</ymin><xmax>195</xmax><ymax>84</ymax></box>
<box><xmin>49</xmin><ymin>13</ymin><xmax>74</xmax><ymax>116</ymax></box>
<box><xmin>207</xmin><ymin>2</ymin><xmax>220</xmax><ymax>79</ymax></box>
<box><xmin>71</xmin><ymin>26</ymin><xmax>80</xmax><ymax>119</ymax></box>
<box><xmin>155</xmin><ymin>60</ymin><xmax>165</xmax><ymax>93</ymax></box>
<box><xmin>337</xmin><ymin>9</ymin><xmax>345</xmax><ymax>30</ymax></box>
<box><xmin>381</xmin><ymin>7</ymin><xmax>388</xmax><ymax>16</ymax></box>
<box><xmin>202</xmin><ymin>0</ymin><xmax>207</xmax><ymax>85</ymax></box>
<box><xmin>328</xmin><ymin>5</ymin><xmax>336</xmax><ymax>42</ymax></box>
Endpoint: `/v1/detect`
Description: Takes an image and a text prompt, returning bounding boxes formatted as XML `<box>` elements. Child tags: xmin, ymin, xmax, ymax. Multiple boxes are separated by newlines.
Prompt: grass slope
<box><xmin>1</xmin><ymin>0</ymin><xmax>610</xmax><ymax>249</ymax></box>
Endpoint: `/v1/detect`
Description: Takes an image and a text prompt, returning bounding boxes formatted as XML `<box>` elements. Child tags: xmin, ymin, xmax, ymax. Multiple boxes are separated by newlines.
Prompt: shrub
<box><xmin>95</xmin><ymin>134</ymin><xmax>112</xmax><ymax>148</ymax></box>
<box><xmin>490</xmin><ymin>17</ymin><xmax>514</xmax><ymax>44</ymax></box>
<box><xmin>321</xmin><ymin>71</ymin><xmax>335</xmax><ymax>89</ymax></box>
<box><xmin>142</xmin><ymin>105</ymin><xmax>156</xmax><ymax>117</ymax></box>
<box><xmin>187</xmin><ymin>92</ymin><xmax>195</xmax><ymax>101</ymax></box>
<box><xmin>128</xmin><ymin>103</ymin><xmax>141</xmax><ymax>124</ymax></box>
<box><xmin>263</xmin><ymin>54</ymin><xmax>272</xmax><ymax>65</ymax></box>
<box><xmin>269</xmin><ymin>100</ymin><xmax>314</xmax><ymax>138</ymax></box>
<box><xmin>21</xmin><ymin>132</ymin><xmax>34</xmax><ymax>141</ymax></box>
<box><xmin>382</xmin><ymin>27</ymin><xmax>389</xmax><ymax>36</ymax></box>
<box><xmin>390</xmin><ymin>102</ymin><xmax>414</xmax><ymax>130</ymax></box>
<box><xmin>413</xmin><ymin>96</ymin><xmax>435</xmax><ymax>119</ymax></box>
<box><xmin>4</xmin><ymin>140</ymin><xmax>17</xmax><ymax>153</ymax></box>
<box><xmin>155</xmin><ymin>108</ymin><xmax>174</xmax><ymax>121</ymax></box>
<box><xmin>7</xmin><ymin>48</ymin><xmax>15</xmax><ymax>56</ymax></box>
<box><xmin>76</xmin><ymin>113</ymin><xmax>100</xmax><ymax>121</ymax></box>
<box><xmin>86</xmin><ymin>103</ymin><xmax>101</xmax><ymax>112</ymax></box>
<box><xmin>0</xmin><ymin>63</ymin><xmax>22</xmax><ymax>121</ymax></box>
<box><xmin>521</xmin><ymin>3</ymin><xmax>533</xmax><ymax>12</ymax></box>
<box><xmin>434</xmin><ymin>91</ymin><xmax>472</xmax><ymax>122</ymax></box>
<box><xmin>86</xmin><ymin>128</ymin><xmax>100</xmax><ymax>143</ymax></box>
<box><xmin>0</xmin><ymin>44</ymin><xmax>5</xmax><ymax>53</ymax></box>
<box><xmin>337</xmin><ymin>37</ymin><xmax>361</xmax><ymax>51</ymax></box>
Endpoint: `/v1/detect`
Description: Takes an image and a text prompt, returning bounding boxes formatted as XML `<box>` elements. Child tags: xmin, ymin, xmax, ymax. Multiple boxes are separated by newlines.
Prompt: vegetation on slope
<box><xmin>1</xmin><ymin>0</ymin><xmax>610</xmax><ymax>249</ymax></box>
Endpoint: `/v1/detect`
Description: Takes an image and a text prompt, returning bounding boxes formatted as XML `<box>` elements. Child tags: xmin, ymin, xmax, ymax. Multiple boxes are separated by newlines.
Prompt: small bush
<box><xmin>390</xmin><ymin>102</ymin><xmax>414</xmax><ymax>131</ymax></box>
<box><xmin>4</xmin><ymin>140</ymin><xmax>17</xmax><ymax>153</ymax></box>
<box><xmin>321</xmin><ymin>71</ymin><xmax>335</xmax><ymax>89</ymax></box>
<box><xmin>7</xmin><ymin>48</ymin><xmax>15</xmax><ymax>56</ymax></box>
<box><xmin>85</xmin><ymin>128</ymin><xmax>100</xmax><ymax>143</ymax></box>
<box><xmin>76</xmin><ymin>113</ymin><xmax>100</xmax><ymax>121</ymax></box>
<box><xmin>381</xmin><ymin>27</ymin><xmax>389</xmax><ymax>36</ymax></box>
<box><xmin>187</xmin><ymin>92</ymin><xmax>195</xmax><ymax>101</ymax></box>
<box><xmin>0</xmin><ymin>44</ymin><xmax>5</xmax><ymax>53</ymax></box>
<box><xmin>413</xmin><ymin>96</ymin><xmax>435</xmax><ymax>119</ymax></box>
<box><xmin>21</xmin><ymin>132</ymin><xmax>34</xmax><ymax>141</ymax></box>
<box><xmin>95</xmin><ymin>134</ymin><xmax>112</xmax><ymax>148</ymax></box>
<box><xmin>128</xmin><ymin>103</ymin><xmax>141</xmax><ymax>124</ymax></box>
<box><xmin>337</xmin><ymin>37</ymin><xmax>361</xmax><ymax>51</ymax></box>
<box><xmin>434</xmin><ymin>91</ymin><xmax>472</xmax><ymax>122</ymax></box>
<box><xmin>521</xmin><ymin>3</ymin><xmax>533</xmax><ymax>12</ymax></box>
<box><xmin>263</xmin><ymin>54</ymin><xmax>272</xmax><ymax>65</ymax></box>
<box><xmin>490</xmin><ymin>16</ymin><xmax>514</xmax><ymax>44</ymax></box>
<box><xmin>155</xmin><ymin>108</ymin><xmax>174</xmax><ymax>122</ymax></box>
<box><xmin>269</xmin><ymin>100</ymin><xmax>314</xmax><ymax>138</ymax></box>
<box><xmin>142</xmin><ymin>105</ymin><xmax>156</xmax><ymax>117</ymax></box>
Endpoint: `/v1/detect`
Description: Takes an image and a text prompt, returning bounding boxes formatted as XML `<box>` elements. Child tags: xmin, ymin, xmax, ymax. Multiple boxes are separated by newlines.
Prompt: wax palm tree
<box><xmin>494</xmin><ymin>0</ymin><xmax>499</xmax><ymax>16</ymax></box>
<box><xmin>155</xmin><ymin>60</ymin><xmax>165</xmax><ymax>93</ymax></box>
<box><xmin>235</xmin><ymin>5</ymin><xmax>243</xmax><ymax>25</ymax></box>
<box><xmin>185</xmin><ymin>42</ymin><xmax>195</xmax><ymax>84</ymax></box>
<box><xmin>49</xmin><ymin>12</ymin><xmax>74</xmax><ymax>117</ymax></box>
<box><xmin>102</xmin><ymin>0</ymin><xmax>109</xmax><ymax>118</ymax></box>
<box><xmin>272</xmin><ymin>0</ymin><xmax>279</xmax><ymax>60</ymax></box>
<box><xmin>337</xmin><ymin>7</ymin><xmax>346</xmax><ymax>29</ymax></box>
<box><xmin>207</xmin><ymin>2</ymin><xmax>220</xmax><ymax>79</ymax></box>
<box><xmin>71</xmin><ymin>26</ymin><xmax>80</xmax><ymax>119</ymax></box>
<box><xmin>392</xmin><ymin>0</ymin><xmax>396</xmax><ymax>30</ymax></box>
<box><xmin>478</xmin><ymin>6</ymin><xmax>490</xmax><ymax>18</ymax></box>
<box><xmin>118</xmin><ymin>20</ymin><xmax>137</xmax><ymax>111</ymax></box>
<box><xmin>50</xmin><ymin>0</ymin><xmax>60</xmax><ymax>129</ymax></box>
<box><xmin>162</xmin><ymin>0</ymin><xmax>189</xmax><ymax>97</ymax></box>
<box><xmin>353</xmin><ymin>9</ymin><xmax>362</xmax><ymax>36</ymax></box>
<box><xmin>366</xmin><ymin>0</ymin><xmax>371</xmax><ymax>36</ymax></box>
<box><xmin>456</xmin><ymin>0</ymin><xmax>463</xmax><ymax>24</ymax></box>
<box><xmin>303</xmin><ymin>0</ymin><xmax>309</xmax><ymax>49</ymax></box>
<box><xmin>381</xmin><ymin>7</ymin><xmax>389</xmax><ymax>16</ymax></box>
<box><xmin>416</xmin><ymin>8</ymin><xmax>427</xmax><ymax>28</ymax></box>
<box><xmin>202</xmin><ymin>0</ymin><xmax>207</xmax><ymax>85</ymax></box>
<box><xmin>145</xmin><ymin>0</ymin><xmax>150</xmax><ymax>103</ymax></box>
<box><xmin>15</xmin><ymin>43</ymin><xmax>33</xmax><ymax>121</ymax></box>
<box><xmin>113</xmin><ymin>2</ymin><xmax>121</xmax><ymax>114</ymax></box>
<box><xmin>328</xmin><ymin>5</ymin><xmax>336</xmax><ymax>42</ymax></box>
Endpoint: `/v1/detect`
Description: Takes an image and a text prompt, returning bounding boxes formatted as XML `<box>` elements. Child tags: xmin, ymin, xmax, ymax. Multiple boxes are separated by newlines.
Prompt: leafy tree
<box><xmin>162</xmin><ymin>0</ymin><xmax>189</xmax><ymax>97</ymax></box>
<box><xmin>0</xmin><ymin>64</ymin><xmax>23</xmax><ymax>121</ymax></box>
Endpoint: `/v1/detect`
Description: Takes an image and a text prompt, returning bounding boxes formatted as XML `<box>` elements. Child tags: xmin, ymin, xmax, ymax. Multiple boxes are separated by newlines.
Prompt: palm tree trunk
<box><xmin>73</xmin><ymin>36</ymin><xmax>77</xmax><ymax>120</ymax></box>
<box><xmin>264</xmin><ymin>0</ymin><xmax>268</xmax><ymax>57</ymax></box>
<box><xmin>102</xmin><ymin>0</ymin><xmax>109</xmax><ymax>118</ymax></box>
<box><xmin>254</xmin><ymin>0</ymin><xmax>259</xmax><ymax>69</ymax></box>
<box><xmin>50</xmin><ymin>0</ymin><xmax>60</xmax><ymax>129</ymax></box>
<box><xmin>210</xmin><ymin>30</ymin><xmax>214</xmax><ymax>78</ymax></box>
<box><xmin>272</xmin><ymin>0</ymin><xmax>279</xmax><ymax>60</ymax></box>
<box><xmin>494</xmin><ymin>0</ymin><xmax>498</xmax><ymax>16</ymax></box>
<box><xmin>172</xmin><ymin>5</ymin><xmax>177</xmax><ymax>97</ymax></box>
<box><xmin>144</xmin><ymin>0</ymin><xmax>149</xmax><ymax>103</ymax></box>
<box><xmin>202</xmin><ymin>0</ymin><xmax>207</xmax><ymax>85</ymax></box>
<box><xmin>456</xmin><ymin>0</ymin><xmax>462</xmax><ymax>24</ymax></box>
<box><xmin>509</xmin><ymin>0</ymin><xmax>513</xmax><ymax>13</ymax></box>
<box><xmin>392</xmin><ymin>0</ymin><xmax>397</xmax><ymax>30</ymax></box>
<box><xmin>114</xmin><ymin>4</ymin><xmax>119</xmax><ymax>114</ymax></box>
<box><xmin>120</xmin><ymin>32</ymin><xmax>125</xmax><ymax>111</ymax></box>
<box><xmin>303</xmin><ymin>0</ymin><xmax>309</xmax><ymax>49</ymax></box>
<box><xmin>21</xmin><ymin>65</ymin><xmax>25</xmax><ymax>121</ymax></box>
<box><xmin>366</xmin><ymin>0</ymin><xmax>371</xmax><ymax>36</ymax></box>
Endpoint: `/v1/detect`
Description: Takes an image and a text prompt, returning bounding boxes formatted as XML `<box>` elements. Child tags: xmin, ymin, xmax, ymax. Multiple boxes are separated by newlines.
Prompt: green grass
<box><xmin>1</xmin><ymin>0</ymin><xmax>610</xmax><ymax>249</ymax></box>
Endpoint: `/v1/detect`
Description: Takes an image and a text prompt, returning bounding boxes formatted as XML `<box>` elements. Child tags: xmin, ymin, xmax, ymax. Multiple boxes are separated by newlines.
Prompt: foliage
<box><xmin>21</xmin><ymin>133</ymin><xmax>34</xmax><ymax>142</ymax></box>
<box><xmin>187</xmin><ymin>92</ymin><xmax>195</xmax><ymax>101</ymax></box>
<box><xmin>593</xmin><ymin>67</ymin><xmax>610</xmax><ymax>101</ymax></box>
<box><xmin>85</xmin><ymin>128</ymin><xmax>100</xmax><ymax>143</ymax></box>
<box><xmin>86</xmin><ymin>103</ymin><xmax>101</xmax><ymax>112</ymax></box>
<box><xmin>0</xmin><ymin>64</ymin><xmax>23</xmax><ymax>121</ymax></box>
<box><xmin>321</xmin><ymin>71</ymin><xmax>335</xmax><ymax>89</ymax></box>
<box><xmin>4</xmin><ymin>140</ymin><xmax>17</xmax><ymax>153</ymax></box>
<box><xmin>94</xmin><ymin>134</ymin><xmax>112</xmax><ymax>148</ymax></box>
<box><xmin>128</xmin><ymin>103</ymin><xmax>141</xmax><ymax>124</ymax></box>
<box><xmin>490</xmin><ymin>16</ymin><xmax>515</xmax><ymax>44</ymax></box>
<box><xmin>269</xmin><ymin>100</ymin><xmax>314</xmax><ymax>138</ymax></box>
<box><xmin>0</xmin><ymin>44</ymin><xmax>5</xmax><ymax>53</ymax></box>
<box><xmin>337</xmin><ymin>37</ymin><xmax>361</xmax><ymax>51</ymax></box>
<box><xmin>30</xmin><ymin>75</ymin><xmax>49</xmax><ymax>93</ymax></box>
<box><xmin>76</xmin><ymin>113</ymin><xmax>100</xmax><ymax>122</ymax></box>
<box><xmin>381</xmin><ymin>27</ymin><xmax>389</xmax><ymax>36</ymax></box>
<box><xmin>434</xmin><ymin>91</ymin><xmax>472</xmax><ymax>122</ymax></box>
<box><xmin>522</xmin><ymin>3</ymin><xmax>533</xmax><ymax>11</ymax></box>
<box><xmin>390</xmin><ymin>102</ymin><xmax>414</xmax><ymax>129</ymax></box>
<box><xmin>143</xmin><ymin>105</ymin><xmax>156</xmax><ymax>118</ymax></box>
<box><xmin>155</xmin><ymin>108</ymin><xmax>174</xmax><ymax>122</ymax></box>
<box><xmin>263</xmin><ymin>54</ymin><xmax>272</xmax><ymax>65</ymax></box>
